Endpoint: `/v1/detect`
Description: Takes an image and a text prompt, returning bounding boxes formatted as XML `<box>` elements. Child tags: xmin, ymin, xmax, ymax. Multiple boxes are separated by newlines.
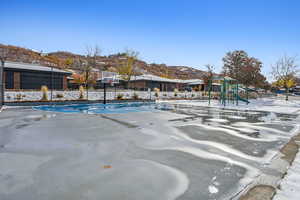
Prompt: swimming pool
<box><xmin>34</xmin><ymin>102</ymin><xmax>172</xmax><ymax>114</ymax></box>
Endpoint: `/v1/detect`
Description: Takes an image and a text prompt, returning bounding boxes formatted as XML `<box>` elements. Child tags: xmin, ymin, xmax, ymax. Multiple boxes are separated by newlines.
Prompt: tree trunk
<box><xmin>236</xmin><ymin>83</ymin><xmax>239</xmax><ymax>106</ymax></box>
<box><xmin>286</xmin><ymin>87</ymin><xmax>289</xmax><ymax>101</ymax></box>
<box><xmin>246</xmin><ymin>86</ymin><xmax>249</xmax><ymax>100</ymax></box>
<box><xmin>208</xmin><ymin>79</ymin><xmax>211</xmax><ymax>105</ymax></box>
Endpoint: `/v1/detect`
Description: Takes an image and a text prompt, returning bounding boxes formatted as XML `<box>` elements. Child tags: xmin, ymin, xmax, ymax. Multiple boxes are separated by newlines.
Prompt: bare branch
<box><xmin>271</xmin><ymin>55</ymin><xmax>298</xmax><ymax>100</ymax></box>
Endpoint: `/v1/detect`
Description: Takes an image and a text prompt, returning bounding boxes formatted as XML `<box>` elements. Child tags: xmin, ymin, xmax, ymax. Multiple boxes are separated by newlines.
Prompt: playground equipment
<box><xmin>208</xmin><ymin>76</ymin><xmax>249</xmax><ymax>106</ymax></box>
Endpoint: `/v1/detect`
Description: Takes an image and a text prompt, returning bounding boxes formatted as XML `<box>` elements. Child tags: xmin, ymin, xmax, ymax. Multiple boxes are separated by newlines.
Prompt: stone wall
<box><xmin>4</xmin><ymin>90</ymin><xmax>204</xmax><ymax>102</ymax></box>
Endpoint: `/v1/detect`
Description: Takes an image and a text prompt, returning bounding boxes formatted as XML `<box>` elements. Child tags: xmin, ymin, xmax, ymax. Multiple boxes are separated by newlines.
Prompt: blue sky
<box><xmin>1</xmin><ymin>0</ymin><xmax>300</xmax><ymax>79</ymax></box>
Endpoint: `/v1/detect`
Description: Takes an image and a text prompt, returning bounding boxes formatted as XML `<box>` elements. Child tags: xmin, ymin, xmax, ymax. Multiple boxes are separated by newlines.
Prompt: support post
<box><xmin>103</xmin><ymin>83</ymin><xmax>107</xmax><ymax>104</ymax></box>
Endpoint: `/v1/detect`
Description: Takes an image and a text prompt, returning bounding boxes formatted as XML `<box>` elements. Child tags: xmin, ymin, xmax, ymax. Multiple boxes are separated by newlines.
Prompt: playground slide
<box><xmin>237</xmin><ymin>95</ymin><xmax>250</xmax><ymax>104</ymax></box>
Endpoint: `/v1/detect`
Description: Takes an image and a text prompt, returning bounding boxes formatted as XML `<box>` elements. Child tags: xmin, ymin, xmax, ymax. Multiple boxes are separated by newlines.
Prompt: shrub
<box><xmin>174</xmin><ymin>88</ymin><xmax>178</xmax><ymax>97</ymax></box>
<box><xmin>56</xmin><ymin>93</ymin><xmax>64</xmax><ymax>98</ymax></box>
<box><xmin>192</xmin><ymin>94</ymin><xmax>195</xmax><ymax>97</ymax></box>
<box><xmin>15</xmin><ymin>94</ymin><xmax>22</xmax><ymax>100</ymax></box>
<box><xmin>154</xmin><ymin>88</ymin><xmax>160</xmax><ymax>97</ymax></box>
<box><xmin>41</xmin><ymin>85</ymin><xmax>48</xmax><ymax>101</ymax></box>
<box><xmin>79</xmin><ymin>85</ymin><xmax>84</xmax><ymax>99</ymax></box>
<box><xmin>117</xmin><ymin>94</ymin><xmax>124</xmax><ymax>100</ymax></box>
<box><xmin>132</xmin><ymin>93</ymin><xmax>139</xmax><ymax>100</ymax></box>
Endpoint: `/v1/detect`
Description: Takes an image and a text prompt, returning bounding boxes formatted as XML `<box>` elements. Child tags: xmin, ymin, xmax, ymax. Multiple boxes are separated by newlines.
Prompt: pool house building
<box><xmin>3</xmin><ymin>62</ymin><xmax>71</xmax><ymax>90</ymax></box>
<box><xmin>127</xmin><ymin>74</ymin><xmax>204</xmax><ymax>91</ymax></box>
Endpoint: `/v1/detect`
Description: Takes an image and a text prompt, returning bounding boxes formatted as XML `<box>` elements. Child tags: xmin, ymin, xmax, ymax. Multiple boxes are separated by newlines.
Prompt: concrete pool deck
<box><xmin>0</xmin><ymin>100</ymin><xmax>300</xmax><ymax>200</ymax></box>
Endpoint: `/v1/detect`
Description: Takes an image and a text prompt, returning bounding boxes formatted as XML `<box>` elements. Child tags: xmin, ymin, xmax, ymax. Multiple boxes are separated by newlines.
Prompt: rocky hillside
<box><xmin>0</xmin><ymin>44</ymin><xmax>207</xmax><ymax>79</ymax></box>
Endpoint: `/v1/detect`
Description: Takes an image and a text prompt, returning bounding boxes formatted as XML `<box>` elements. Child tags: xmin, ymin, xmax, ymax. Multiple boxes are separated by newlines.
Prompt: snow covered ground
<box><xmin>160</xmin><ymin>97</ymin><xmax>300</xmax><ymax>114</ymax></box>
<box><xmin>273</xmin><ymin>148</ymin><xmax>300</xmax><ymax>200</ymax></box>
<box><xmin>1</xmin><ymin>99</ymin><xmax>299</xmax><ymax>200</ymax></box>
<box><xmin>2</xmin><ymin>95</ymin><xmax>300</xmax><ymax>199</ymax></box>
<box><xmin>161</xmin><ymin>96</ymin><xmax>300</xmax><ymax>199</ymax></box>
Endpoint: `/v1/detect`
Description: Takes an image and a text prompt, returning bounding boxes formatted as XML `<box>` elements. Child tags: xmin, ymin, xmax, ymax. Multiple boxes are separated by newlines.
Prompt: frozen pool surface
<box><xmin>34</xmin><ymin>102</ymin><xmax>172</xmax><ymax>114</ymax></box>
<box><xmin>1</xmin><ymin>103</ymin><xmax>299</xmax><ymax>200</ymax></box>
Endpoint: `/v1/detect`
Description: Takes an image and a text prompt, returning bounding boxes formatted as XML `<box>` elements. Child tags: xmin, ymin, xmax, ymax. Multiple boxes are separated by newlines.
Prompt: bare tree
<box><xmin>84</xmin><ymin>45</ymin><xmax>101</xmax><ymax>88</ymax></box>
<box><xmin>271</xmin><ymin>55</ymin><xmax>299</xmax><ymax>101</ymax></box>
<box><xmin>116</xmin><ymin>49</ymin><xmax>139</xmax><ymax>89</ymax></box>
<box><xmin>202</xmin><ymin>64</ymin><xmax>214</xmax><ymax>104</ymax></box>
<box><xmin>86</xmin><ymin>45</ymin><xmax>101</xmax><ymax>69</ymax></box>
<box><xmin>202</xmin><ymin>64</ymin><xmax>214</xmax><ymax>85</ymax></box>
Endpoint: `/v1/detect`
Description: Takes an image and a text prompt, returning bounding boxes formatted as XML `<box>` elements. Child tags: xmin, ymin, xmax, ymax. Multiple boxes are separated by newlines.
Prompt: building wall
<box><xmin>128</xmin><ymin>80</ymin><xmax>146</xmax><ymax>90</ymax></box>
<box><xmin>127</xmin><ymin>80</ymin><xmax>188</xmax><ymax>91</ymax></box>
<box><xmin>4</xmin><ymin>69</ymin><xmax>67</xmax><ymax>90</ymax></box>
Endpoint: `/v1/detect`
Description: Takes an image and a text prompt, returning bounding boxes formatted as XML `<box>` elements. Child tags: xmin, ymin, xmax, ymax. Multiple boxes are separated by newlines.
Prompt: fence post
<box><xmin>0</xmin><ymin>60</ymin><xmax>4</xmax><ymax>106</ymax></box>
<box><xmin>103</xmin><ymin>83</ymin><xmax>107</xmax><ymax>104</ymax></box>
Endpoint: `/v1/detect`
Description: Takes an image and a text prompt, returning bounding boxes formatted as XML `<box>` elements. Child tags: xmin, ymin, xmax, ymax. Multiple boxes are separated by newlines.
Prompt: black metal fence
<box><xmin>2</xmin><ymin>66</ymin><xmax>206</xmax><ymax>103</ymax></box>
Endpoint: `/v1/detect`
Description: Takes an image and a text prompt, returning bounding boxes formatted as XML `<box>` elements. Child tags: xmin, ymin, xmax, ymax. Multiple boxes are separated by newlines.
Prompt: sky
<box><xmin>1</xmin><ymin>0</ymin><xmax>300</xmax><ymax>79</ymax></box>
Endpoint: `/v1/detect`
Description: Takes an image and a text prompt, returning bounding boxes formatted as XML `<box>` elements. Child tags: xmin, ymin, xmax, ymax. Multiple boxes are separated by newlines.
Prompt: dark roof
<box><xmin>4</xmin><ymin>62</ymin><xmax>71</xmax><ymax>74</ymax></box>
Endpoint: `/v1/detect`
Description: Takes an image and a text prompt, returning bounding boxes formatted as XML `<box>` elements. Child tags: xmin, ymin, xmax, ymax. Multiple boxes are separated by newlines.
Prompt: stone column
<box><xmin>63</xmin><ymin>76</ymin><xmax>67</xmax><ymax>90</ymax></box>
<box><xmin>13</xmin><ymin>72</ymin><xmax>20</xmax><ymax>90</ymax></box>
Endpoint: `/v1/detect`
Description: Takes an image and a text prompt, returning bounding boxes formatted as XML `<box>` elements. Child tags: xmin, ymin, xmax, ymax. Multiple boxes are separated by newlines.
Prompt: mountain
<box><xmin>0</xmin><ymin>44</ymin><xmax>207</xmax><ymax>79</ymax></box>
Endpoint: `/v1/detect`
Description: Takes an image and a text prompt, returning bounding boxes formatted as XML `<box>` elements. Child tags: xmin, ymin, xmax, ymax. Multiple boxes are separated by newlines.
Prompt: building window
<box><xmin>5</xmin><ymin>71</ymin><xmax>14</xmax><ymax>89</ymax></box>
<box><xmin>20</xmin><ymin>71</ymin><xmax>63</xmax><ymax>90</ymax></box>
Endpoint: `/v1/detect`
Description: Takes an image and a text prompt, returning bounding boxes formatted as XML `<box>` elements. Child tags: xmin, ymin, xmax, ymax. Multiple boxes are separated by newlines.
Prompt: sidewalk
<box><xmin>273</xmin><ymin>136</ymin><xmax>300</xmax><ymax>200</ymax></box>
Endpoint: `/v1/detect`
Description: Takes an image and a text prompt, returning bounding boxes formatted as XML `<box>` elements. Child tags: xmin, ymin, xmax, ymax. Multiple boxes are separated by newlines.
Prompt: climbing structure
<box><xmin>208</xmin><ymin>76</ymin><xmax>249</xmax><ymax>106</ymax></box>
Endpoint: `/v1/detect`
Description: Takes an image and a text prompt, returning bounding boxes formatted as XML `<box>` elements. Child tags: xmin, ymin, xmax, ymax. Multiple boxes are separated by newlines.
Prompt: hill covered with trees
<box><xmin>0</xmin><ymin>44</ymin><xmax>207</xmax><ymax>80</ymax></box>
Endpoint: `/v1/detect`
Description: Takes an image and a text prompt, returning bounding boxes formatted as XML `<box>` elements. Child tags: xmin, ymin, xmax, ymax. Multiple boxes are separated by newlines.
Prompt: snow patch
<box><xmin>207</xmin><ymin>118</ymin><xmax>229</xmax><ymax>123</ymax></box>
<box><xmin>162</xmin><ymin>98</ymin><xmax>300</xmax><ymax>114</ymax></box>
<box><xmin>273</xmin><ymin>150</ymin><xmax>300</xmax><ymax>200</ymax></box>
<box><xmin>208</xmin><ymin>185</ymin><xmax>219</xmax><ymax>194</ymax></box>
